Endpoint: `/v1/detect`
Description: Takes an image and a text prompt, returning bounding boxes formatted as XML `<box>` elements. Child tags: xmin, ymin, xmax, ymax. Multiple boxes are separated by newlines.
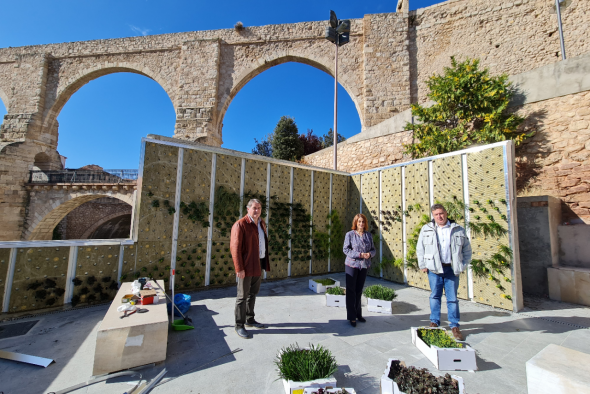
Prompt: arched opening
<box><xmin>54</xmin><ymin>198</ymin><xmax>132</xmax><ymax>240</ymax></box>
<box><xmin>53</xmin><ymin>72</ymin><xmax>175</xmax><ymax>169</ymax></box>
<box><xmin>220</xmin><ymin>60</ymin><xmax>362</xmax><ymax>154</ymax></box>
<box><xmin>0</xmin><ymin>89</ymin><xmax>7</xmax><ymax>130</ymax></box>
<box><xmin>28</xmin><ymin>194</ymin><xmax>133</xmax><ymax>240</ymax></box>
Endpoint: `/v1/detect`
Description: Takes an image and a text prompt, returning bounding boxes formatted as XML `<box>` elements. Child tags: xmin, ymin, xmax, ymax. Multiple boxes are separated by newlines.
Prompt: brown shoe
<box><xmin>451</xmin><ymin>327</ymin><xmax>463</xmax><ymax>341</ymax></box>
<box><xmin>429</xmin><ymin>322</ymin><xmax>438</xmax><ymax>327</ymax></box>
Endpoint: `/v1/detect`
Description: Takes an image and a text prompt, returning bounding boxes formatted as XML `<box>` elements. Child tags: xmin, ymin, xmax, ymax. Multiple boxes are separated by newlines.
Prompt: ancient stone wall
<box><xmin>59</xmin><ymin>198</ymin><xmax>132</xmax><ymax>239</ymax></box>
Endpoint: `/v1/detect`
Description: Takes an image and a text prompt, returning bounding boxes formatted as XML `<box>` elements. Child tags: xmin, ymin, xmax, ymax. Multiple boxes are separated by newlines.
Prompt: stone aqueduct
<box><xmin>0</xmin><ymin>0</ymin><xmax>589</xmax><ymax>240</ymax></box>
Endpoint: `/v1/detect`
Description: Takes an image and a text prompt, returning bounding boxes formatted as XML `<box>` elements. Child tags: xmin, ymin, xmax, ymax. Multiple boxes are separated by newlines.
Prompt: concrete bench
<box><xmin>548</xmin><ymin>266</ymin><xmax>590</xmax><ymax>306</ymax></box>
<box><xmin>526</xmin><ymin>344</ymin><xmax>590</xmax><ymax>394</ymax></box>
<box><xmin>92</xmin><ymin>280</ymin><xmax>168</xmax><ymax>375</ymax></box>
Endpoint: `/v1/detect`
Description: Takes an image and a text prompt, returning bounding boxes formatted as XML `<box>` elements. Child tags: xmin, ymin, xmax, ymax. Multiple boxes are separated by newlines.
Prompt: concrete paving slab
<box><xmin>1</xmin><ymin>275</ymin><xmax>589</xmax><ymax>394</ymax></box>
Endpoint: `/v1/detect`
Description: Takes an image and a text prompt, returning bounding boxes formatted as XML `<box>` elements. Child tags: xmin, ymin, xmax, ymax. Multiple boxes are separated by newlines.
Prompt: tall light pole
<box><xmin>325</xmin><ymin>11</ymin><xmax>350</xmax><ymax>170</ymax></box>
<box><xmin>555</xmin><ymin>0</ymin><xmax>567</xmax><ymax>60</ymax></box>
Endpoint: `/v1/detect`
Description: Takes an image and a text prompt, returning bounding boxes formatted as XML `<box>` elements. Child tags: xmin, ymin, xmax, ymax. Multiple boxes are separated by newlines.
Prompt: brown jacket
<box><xmin>230</xmin><ymin>215</ymin><xmax>270</xmax><ymax>277</ymax></box>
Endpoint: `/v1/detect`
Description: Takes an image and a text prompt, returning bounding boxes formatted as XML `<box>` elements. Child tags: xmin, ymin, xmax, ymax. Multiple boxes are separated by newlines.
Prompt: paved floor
<box><xmin>1</xmin><ymin>274</ymin><xmax>589</xmax><ymax>394</ymax></box>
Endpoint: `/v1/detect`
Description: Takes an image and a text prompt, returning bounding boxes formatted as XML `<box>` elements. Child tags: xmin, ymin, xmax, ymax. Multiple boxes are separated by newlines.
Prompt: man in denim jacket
<box><xmin>417</xmin><ymin>204</ymin><xmax>472</xmax><ymax>340</ymax></box>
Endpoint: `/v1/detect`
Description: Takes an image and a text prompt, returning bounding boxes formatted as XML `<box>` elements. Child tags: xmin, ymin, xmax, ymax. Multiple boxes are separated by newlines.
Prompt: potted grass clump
<box><xmin>325</xmin><ymin>286</ymin><xmax>346</xmax><ymax>308</ymax></box>
<box><xmin>363</xmin><ymin>284</ymin><xmax>397</xmax><ymax>314</ymax></box>
<box><xmin>276</xmin><ymin>343</ymin><xmax>338</xmax><ymax>394</ymax></box>
<box><xmin>309</xmin><ymin>278</ymin><xmax>340</xmax><ymax>293</ymax></box>
<box><xmin>411</xmin><ymin>327</ymin><xmax>477</xmax><ymax>371</ymax></box>
<box><xmin>380</xmin><ymin>358</ymin><xmax>464</xmax><ymax>394</ymax></box>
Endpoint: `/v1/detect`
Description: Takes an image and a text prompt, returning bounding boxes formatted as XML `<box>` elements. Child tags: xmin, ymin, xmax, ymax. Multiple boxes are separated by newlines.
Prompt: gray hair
<box><xmin>246</xmin><ymin>199</ymin><xmax>262</xmax><ymax>208</ymax></box>
<box><xmin>430</xmin><ymin>203</ymin><xmax>447</xmax><ymax>212</ymax></box>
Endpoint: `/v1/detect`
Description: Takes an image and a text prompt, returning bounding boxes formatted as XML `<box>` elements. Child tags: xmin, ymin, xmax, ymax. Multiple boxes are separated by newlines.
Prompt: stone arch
<box><xmin>0</xmin><ymin>85</ymin><xmax>8</xmax><ymax>114</ymax></box>
<box><xmin>215</xmin><ymin>54</ymin><xmax>364</xmax><ymax>139</ymax></box>
<box><xmin>27</xmin><ymin>192</ymin><xmax>134</xmax><ymax>240</ymax></box>
<box><xmin>42</xmin><ymin>65</ymin><xmax>175</xmax><ymax>144</ymax></box>
<box><xmin>33</xmin><ymin>152</ymin><xmax>52</xmax><ymax>171</ymax></box>
<box><xmin>80</xmin><ymin>211</ymin><xmax>132</xmax><ymax>239</ymax></box>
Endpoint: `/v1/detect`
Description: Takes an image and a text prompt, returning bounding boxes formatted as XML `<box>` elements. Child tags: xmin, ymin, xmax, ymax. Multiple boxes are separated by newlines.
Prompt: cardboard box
<box><xmin>411</xmin><ymin>327</ymin><xmax>477</xmax><ymax>371</ymax></box>
<box><xmin>380</xmin><ymin>358</ymin><xmax>465</xmax><ymax>394</ymax></box>
<box><xmin>326</xmin><ymin>292</ymin><xmax>346</xmax><ymax>308</ymax></box>
<box><xmin>303</xmin><ymin>388</ymin><xmax>356</xmax><ymax>394</ymax></box>
<box><xmin>367</xmin><ymin>298</ymin><xmax>394</xmax><ymax>314</ymax></box>
<box><xmin>309</xmin><ymin>278</ymin><xmax>340</xmax><ymax>293</ymax></box>
<box><xmin>282</xmin><ymin>376</ymin><xmax>337</xmax><ymax>394</ymax></box>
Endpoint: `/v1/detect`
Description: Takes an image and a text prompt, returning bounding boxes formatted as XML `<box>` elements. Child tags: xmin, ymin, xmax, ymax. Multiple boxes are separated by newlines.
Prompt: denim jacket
<box><xmin>416</xmin><ymin>220</ymin><xmax>472</xmax><ymax>275</ymax></box>
<box><xmin>343</xmin><ymin>230</ymin><xmax>376</xmax><ymax>269</ymax></box>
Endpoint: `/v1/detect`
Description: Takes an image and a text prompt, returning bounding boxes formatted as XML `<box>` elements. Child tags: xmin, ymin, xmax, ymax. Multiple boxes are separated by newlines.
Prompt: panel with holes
<box><xmin>361</xmin><ymin>172</ymin><xmax>380</xmax><ymax>278</ymax></box>
<box><xmin>468</xmin><ymin>147</ymin><xmax>512</xmax><ymax>310</ymax></box>
<box><xmin>433</xmin><ymin>155</ymin><xmax>469</xmax><ymax>300</ymax></box>
<box><xmin>312</xmin><ymin>171</ymin><xmax>331</xmax><ymax>274</ymax></box>
<box><xmin>380</xmin><ymin>167</ymin><xmax>404</xmax><ymax>284</ymax></box>
<box><xmin>291</xmin><ymin>168</ymin><xmax>312</xmax><ymax>277</ymax></box>
<box><xmin>71</xmin><ymin>245</ymin><xmax>120</xmax><ymax>307</ymax></box>
<box><xmin>404</xmin><ymin>162</ymin><xmax>431</xmax><ymax>291</ymax></box>
<box><xmin>267</xmin><ymin>164</ymin><xmax>291</xmax><ymax>279</ymax></box>
<box><xmin>330</xmin><ymin>174</ymin><xmax>349</xmax><ymax>273</ymax></box>
<box><xmin>9</xmin><ymin>247</ymin><xmax>70</xmax><ymax>312</ymax></box>
<box><xmin>138</xmin><ymin>143</ymin><xmax>178</xmax><ymax>243</ymax></box>
<box><xmin>0</xmin><ymin>248</ymin><xmax>9</xmax><ymax>309</ymax></box>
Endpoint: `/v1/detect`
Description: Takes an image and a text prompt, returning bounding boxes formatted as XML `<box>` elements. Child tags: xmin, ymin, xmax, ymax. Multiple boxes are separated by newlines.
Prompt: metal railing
<box><xmin>29</xmin><ymin>169</ymin><xmax>138</xmax><ymax>184</ymax></box>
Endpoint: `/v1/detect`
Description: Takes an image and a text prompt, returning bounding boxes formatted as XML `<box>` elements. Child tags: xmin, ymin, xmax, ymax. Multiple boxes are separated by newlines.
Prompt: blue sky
<box><xmin>0</xmin><ymin>0</ymin><xmax>443</xmax><ymax>169</ymax></box>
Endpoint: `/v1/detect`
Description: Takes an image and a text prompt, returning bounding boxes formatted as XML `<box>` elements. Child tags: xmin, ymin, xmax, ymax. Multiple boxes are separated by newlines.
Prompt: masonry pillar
<box><xmin>173</xmin><ymin>39</ymin><xmax>222</xmax><ymax>147</ymax></box>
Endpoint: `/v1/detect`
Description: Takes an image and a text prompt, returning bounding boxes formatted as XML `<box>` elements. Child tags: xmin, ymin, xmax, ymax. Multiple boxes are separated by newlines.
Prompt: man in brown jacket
<box><xmin>230</xmin><ymin>198</ymin><xmax>270</xmax><ymax>339</ymax></box>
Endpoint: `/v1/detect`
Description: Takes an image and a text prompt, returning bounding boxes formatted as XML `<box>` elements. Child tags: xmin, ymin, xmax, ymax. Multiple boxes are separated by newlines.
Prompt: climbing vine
<box><xmin>312</xmin><ymin>209</ymin><xmax>345</xmax><ymax>261</ymax></box>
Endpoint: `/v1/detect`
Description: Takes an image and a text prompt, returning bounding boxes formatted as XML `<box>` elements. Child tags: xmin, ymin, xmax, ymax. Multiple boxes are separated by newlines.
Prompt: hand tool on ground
<box><xmin>149</xmin><ymin>277</ymin><xmax>194</xmax><ymax>329</ymax></box>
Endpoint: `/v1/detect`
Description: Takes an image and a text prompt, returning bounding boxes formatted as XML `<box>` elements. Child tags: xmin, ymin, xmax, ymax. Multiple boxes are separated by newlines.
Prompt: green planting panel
<box><xmin>348</xmin><ymin>175</ymin><xmax>361</xmax><ymax>228</ymax></box>
<box><xmin>245</xmin><ymin>159</ymin><xmax>268</xmax><ymax>201</ymax></box>
<box><xmin>380</xmin><ymin>167</ymin><xmax>404</xmax><ymax>284</ymax></box>
<box><xmin>291</xmin><ymin>168</ymin><xmax>312</xmax><ymax>277</ymax></box>
<box><xmin>268</xmin><ymin>164</ymin><xmax>291</xmax><ymax>279</ymax></box>
<box><xmin>178</xmin><ymin>149</ymin><xmax>212</xmax><ymax>247</ymax></box>
<box><xmin>121</xmin><ymin>244</ymin><xmax>137</xmax><ymax>281</ymax></box>
<box><xmin>72</xmin><ymin>246</ymin><xmax>120</xmax><ymax>307</ymax></box>
<box><xmin>138</xmin><ymin>143</ymin><xmax>178</xmax><ymax>243</ymax></box>
<box><xmin>0</xmin><ymin>249</ymin><xmax>11</xmax><ymax>310</ymax></box>
<box><xmin>135</xmin><ymin>241</ymin><xmax>172</xmax><ymax>287</ymax></box>
<box><xmin>433</xmin><ymin>155</ymin><xmax>468</xmax><ymax>300</ymax></box>
<box><xmin>404</xmin><ymin>161</ymin><xmax>431</xmax><ymax>291</ymax></box>
<box><xmin>468</xmin><ymin>147</ymin><xmax>513</xmax><ymax>310</ymax></box>
<box><xmin>312</xmin><ymin>171</ymin><xmax>330</xmax><ymax>274</ymax></box>
<box><xmin>9</xmin><ymin>247</ymin><xmax>70</xmax><ymax>312</ymax></box>
<box><xmin>330</xmin><ymin>174</ymin><xmax>348</xmax><ymax>273</ymax></box>
<box><xmin>211</xmin><ymin>154</ymin><xmax>241</xmax><ymax>286</ymax></box>
<box><xmin>361</xmin><ymin>172</ymin><xmax>380</xmax><ymax>278</ymax></box>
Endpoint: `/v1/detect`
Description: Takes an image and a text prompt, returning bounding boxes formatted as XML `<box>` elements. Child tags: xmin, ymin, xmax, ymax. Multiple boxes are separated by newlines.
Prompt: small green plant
<box><xmin>275</xmin><ymin>343</ymin><xmax>338</xmax><ymax>382</ymax></box>
<box><xmin>314</xmin><ymin>278</ymin><xmax>336</xmax><ymax>286</ymax></box>
<box><xmin>326</xmin><ymin>286</ymin><xmax>345</xmax><ymax>296</ymax></box>
<box><xmin>363</xmin><ymin>284</ymin><xmax>397</xmax><ymax>301</ymax></box>
<box><xmin>417</xmin><ymin>328</ymin><xmax>463</xmax><ymax>348</ymax></box>
<box><xmin>151</xmin><ymin>200</ymin><xmax>160</xmax><ymax>208</ymax></box>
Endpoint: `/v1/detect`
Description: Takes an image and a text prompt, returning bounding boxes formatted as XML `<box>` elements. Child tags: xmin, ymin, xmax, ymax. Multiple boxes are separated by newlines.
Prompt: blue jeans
<box><xmin>427</xmin><ymin>265</ymin><xmax>460</xmax><ymax>328</ymax></box>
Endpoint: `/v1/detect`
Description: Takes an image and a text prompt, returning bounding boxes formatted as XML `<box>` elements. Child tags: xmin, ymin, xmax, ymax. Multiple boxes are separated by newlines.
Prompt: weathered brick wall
<box><xmin>61</xmin><ymin>197</ymin><xmax>132</xmax><ymax>239</ymax></box>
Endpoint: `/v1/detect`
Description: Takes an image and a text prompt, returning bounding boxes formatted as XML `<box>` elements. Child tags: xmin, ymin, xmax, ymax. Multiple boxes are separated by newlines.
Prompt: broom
<box><xmin>150</xmin><ymin>273</ymin><xmax>194</xmax><ymax>330</ymax></box>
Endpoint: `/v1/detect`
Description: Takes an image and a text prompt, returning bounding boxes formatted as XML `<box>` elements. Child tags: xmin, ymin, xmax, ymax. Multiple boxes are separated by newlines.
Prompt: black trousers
<box><xmin>345</xmin><ymin>265</ymin><xmax>367</xmax><ymax>321</ymax></box>
<box><xmin>235</xmin><ymin>275</ymin><xmax>261</xmax><ymax>328</ymax></box>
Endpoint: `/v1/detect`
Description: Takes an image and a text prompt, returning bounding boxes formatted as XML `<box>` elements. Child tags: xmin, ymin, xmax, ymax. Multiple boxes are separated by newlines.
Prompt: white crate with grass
<box><xmin>326</xmin><ymin>287</ymin><xmax>346</xmax><ymax>308</ymax></box>
<box><xmin>411</xmin><ymin>327</ymin><xmax>477</xmax><ymax>371</ymax></box>
<box><xmin>309</xmin><ymin>278</ymin><xmax>340</xmax><ymax>293</ymax></box>
<box><xmin>278</xmin><ymin>344</ymin><xmax>339</xmax><ymax>394</ymax></box>
<box><xmin>363</xmin><ymin>284</ymin><xmax>397</xmax><ymax>314</ymax></box>
<box><xmin>380</xmin><ymin>358</ymin><xmax>464</xmax><ymax>394</ymax></box>
<box><xmin>283</xmin><ymin>376</ymin><xmax>337</xmax><ymax>394</ymax></box>
<box><xmin>304</xmin><ymin>388</ymin><xmax>356</xmax><ymax>394</ymax></box>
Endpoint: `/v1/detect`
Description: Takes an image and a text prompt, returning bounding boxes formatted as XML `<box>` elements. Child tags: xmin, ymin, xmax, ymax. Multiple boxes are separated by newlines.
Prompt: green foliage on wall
<box><xmin>403</xmin><ymin>57</ymin><xmax>529</xmax><ymax>158</ymax></box>
<box><xmin>312</xmin><ymin>209</ymin><xmax>345</xmax><ymax>261</ymax></box>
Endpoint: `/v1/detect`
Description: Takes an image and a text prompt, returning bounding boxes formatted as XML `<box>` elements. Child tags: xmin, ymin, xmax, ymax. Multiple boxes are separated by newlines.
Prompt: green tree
<box><xmin>271</xmin><ymin>116</ymin><xmax>304</xmax><ymax>161</ymax></box>
<box><xmin>320</xmin><ymin>128</ymin><xmax>346</xmax><ymax>148</ymax></box>
<box><xmin>252</xmin><ymin>134</ymin><xmax>273</xmax><ymax>157</ymax></box>
<box><xmin>403</xmin><ymin>57</ymin><xmax>530</xmax><ymax>158</ymax></box>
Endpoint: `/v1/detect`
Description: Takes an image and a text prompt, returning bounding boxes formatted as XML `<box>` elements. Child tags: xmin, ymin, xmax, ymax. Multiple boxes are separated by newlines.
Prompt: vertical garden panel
<box><xmin>121</xmin><ymin>243</ymin><xmax>137</xmax><ymax>281</ymax></box>
<box><xmin>71</xmin><ymin>246</ymin><xmax>120</xmax><ymax>307</ymax></box>
<box><xmin>175</xmin><ymin>149</ymin><xmax>213</xmax><ymax>290</ymax></box>
<box><xmin>8</xmin><ymin>247</ymin><xmax>69</xmax><ymax>312</ymax></box>
<box><xmin>468</xmin><ymin>147</ymin><xmax>513</xmax><ymax>310</ymax></box>
<box><xmin>330</xmin><ymin>174</ymin><xmax>348</xmax><ymax>272</ymax></box>
<box><xmin>404</xmin><ymin>162</ymin><xmax>431</xmax><ymax>291</ymax></box>
<box><xmin>291</xmin><ymin>168</ymin><xmax>312</xmax><ymax>277</ymax></box>
<box><xmin>244</xmin><ymin>159</ymin><xmax>268</xmax><ymax>201</ymax></box>
<box><xmin>135</xmin><ymin>241</ymin><xmax>172</xmax><ymax>285</ymax></box>
<box><xmin>312</xmin><ymin>171</ymin><xmax>330</xmax><ymax>274</ymax></box>
<box><xmin>380</xmin><ymin>167</ymin><xmax>404</xmax><ymax>284</ymax></box>
<box><xmin>348</xmin><ymin>175</ymin><xmax>361</xmax><ymax>228</ymax></box>
<box><xmin>137</xmin><ymin>143</ymin><xmax>178</xmax><ymax>244</ymax></box>
<box><xmin>361</xmin><ymin>172</ymin><xmax>380</xmax><ymax>278</ymax></box>
<box><xmin>0</xmin><ymin>248</ymin><xmax>11</xmax><ymax>310</ymax></box>
<box><xmin>268</xmin><ymin>164</ymin><xmax>291</xmax><ymax>279</ymax></box>
<box><xmin>211</xmin><ymin>154</ymin><xmax>242</xmax><ymax>286</ymax></box>
<box><xmin>433</xmin><ymin>155</ymin><xmax>469</xmax><ymax>300</ymax></box>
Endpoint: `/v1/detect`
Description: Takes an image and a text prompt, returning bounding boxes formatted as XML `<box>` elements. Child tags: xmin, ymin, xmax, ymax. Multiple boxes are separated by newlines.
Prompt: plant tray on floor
<box><xmin>325</xmin><ymin>287</ymin><xmax>346</xmax><ymax>308</ymax></box>
<box><xmin>411</xmin><ymin>327</ymin><xmax>477</xmax><ymax>371</ymax></box>
<box><xmin>363</xmin><ymin>285</ymin><xmax>397</xmax><ymax>314</ymax></box>
<box><xmin>367</xmin><ymin>298</ymin><xmax>394</xmax><ymax>314</ymax></box>
<box><xmin>303</xmin><ymin>388</ymin><xmax>356</xmax><ymax>394</ymax></box>
<box><xmin>309</xmin><ymin>278</ymin><xmax>340</xmax><ymax>293</ymax></box>
<box><xmin>380</xmin><ymin>358</ymin><xmax>464</xmax><ymax>394</ymax></box>
<box><xmin>283</xmin><ymin>376</ymin><xmax>338</xmax><ymax>394</ymax></box>
<box><xmin>277</xmin><ymin>344</ymin><xmax>339</xmax><ymax>394</ymax></box>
